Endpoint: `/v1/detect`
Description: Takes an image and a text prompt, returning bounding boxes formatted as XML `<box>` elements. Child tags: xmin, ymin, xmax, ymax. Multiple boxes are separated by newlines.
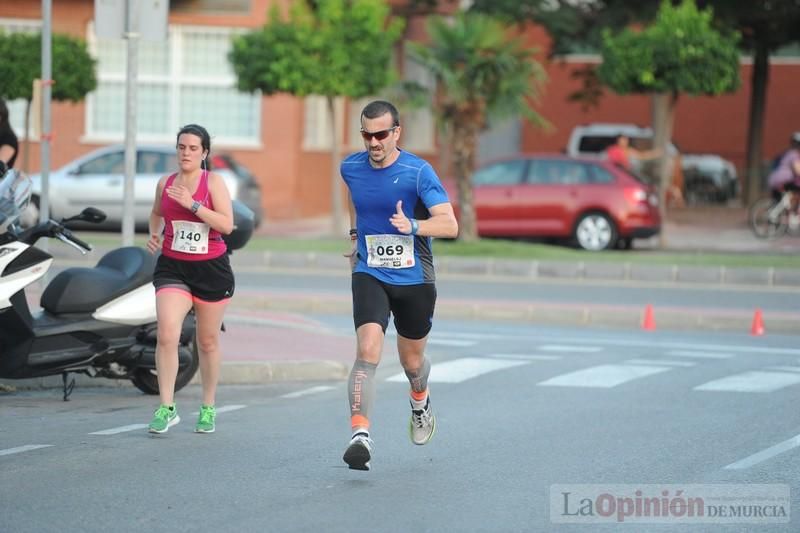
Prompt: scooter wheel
<box><xmin>130</xmin><ymin>339</ymin><xmax>200</xmax><ymax>395</ymax></box>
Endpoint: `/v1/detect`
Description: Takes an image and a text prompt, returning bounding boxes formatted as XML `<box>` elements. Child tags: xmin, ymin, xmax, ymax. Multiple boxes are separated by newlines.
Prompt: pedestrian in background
<box><xmin>340</xmin><ymin>100</ymin><xmax>459</xmax><ymax>471</ymax></box>
<box><xmin>146</xmin><ymin>123</ymin><xmax>235</xmax><ymax>434</ymax></box>
<box><xmin>0</xmin><ymin>99</ymin><xmax>19</xmax><ymax>177</ymax></box>
<box><xmin>606</xmin><ymin>133</ymin><xmax>684</xmax><ymax>207</ymax></box>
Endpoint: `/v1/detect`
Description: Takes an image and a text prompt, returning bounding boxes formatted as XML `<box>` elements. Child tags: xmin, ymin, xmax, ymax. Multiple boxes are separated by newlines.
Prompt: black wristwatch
<box><xmin>191</xmin><ymin>200</ymin><xmax>201</xmax><ymax>214</ymax></box>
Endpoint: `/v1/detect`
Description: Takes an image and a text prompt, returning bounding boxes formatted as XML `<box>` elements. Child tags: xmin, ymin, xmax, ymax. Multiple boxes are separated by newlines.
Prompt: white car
<box><xmin>25</xmin><ymin>144</ymin><xmax>263</xmax><ymax>228</ymax></box>
<box><xmin>566</xmin><ymin>123</ymin><xmax>737</xmax><ymax>202</ymax></box>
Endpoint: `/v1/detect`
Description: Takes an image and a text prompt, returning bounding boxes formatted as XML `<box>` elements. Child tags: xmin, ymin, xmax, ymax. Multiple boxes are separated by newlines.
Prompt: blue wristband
<box><xmin>410</xmin><ymin>218</ymin><xmax>419</xmax><ymax>235</ymax></box>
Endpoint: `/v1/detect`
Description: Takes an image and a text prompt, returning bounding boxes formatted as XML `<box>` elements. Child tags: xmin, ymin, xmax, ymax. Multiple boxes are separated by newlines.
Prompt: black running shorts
<box><xmin>351</xmin><ymin>272</ymin><xmax>436</xmax><ymax>340</ymax></box>
<box><xmin>153</xmin><ymin>253</ymin><xmax>235</xmax><ymax>302</ymax></box>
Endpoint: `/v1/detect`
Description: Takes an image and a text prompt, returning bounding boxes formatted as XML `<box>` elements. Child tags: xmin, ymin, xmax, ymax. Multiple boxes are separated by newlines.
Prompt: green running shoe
<box><xmin>195</xmin><ymin>405</ymin><xmax>216</xmax><ymax>433</ymax></box>
<box><xmin>148</xmin><ymin>404</ymin><xmax>179</xmax><ymax>434</ymax></box>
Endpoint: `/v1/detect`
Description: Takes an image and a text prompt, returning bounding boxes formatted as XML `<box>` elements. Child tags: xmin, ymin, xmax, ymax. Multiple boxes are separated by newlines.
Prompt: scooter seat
<box><xmin>41</xmin><ymin>246</ymin><xmax>155</xmax><ymax>314</ymax></box>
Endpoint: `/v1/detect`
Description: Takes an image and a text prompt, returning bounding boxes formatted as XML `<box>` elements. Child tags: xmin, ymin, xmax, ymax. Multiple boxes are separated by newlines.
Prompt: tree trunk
<box><xmin>327</xmin><ymin>95</ymin><xmax>345</xmax><ymax>235</ymax></box>
<box><xmin>651</xmin><ymin>91</ymin><xmax>677</xmax><ymax>248</ymax></box>
<box><xmin>743</xmin><ymin>38</ymin><xmax>770</xmax><ymax>206</ymax></box>
<box><xmin>452</xmin><ymin>118</ymin><xmax>479</xmax><ymax>242</ymax></box>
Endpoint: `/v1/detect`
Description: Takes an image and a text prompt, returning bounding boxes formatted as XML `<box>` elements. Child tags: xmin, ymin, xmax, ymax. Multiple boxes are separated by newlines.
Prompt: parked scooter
<box><xmin>0</xmin><ymin>169</ymin><xmax>254</xmax><ymax>399</ymax></box>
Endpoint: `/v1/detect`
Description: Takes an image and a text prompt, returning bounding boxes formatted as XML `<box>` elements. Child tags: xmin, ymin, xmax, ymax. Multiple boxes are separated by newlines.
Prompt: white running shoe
<box><xmin>409</xmin><ymin>397</ymin><xmax>436</xmax><ymax>445</ymax></box>
<box><xmin>343</xmin><ymin>433</ymin><xmax>373</xmax><ymax>471</ymax></box>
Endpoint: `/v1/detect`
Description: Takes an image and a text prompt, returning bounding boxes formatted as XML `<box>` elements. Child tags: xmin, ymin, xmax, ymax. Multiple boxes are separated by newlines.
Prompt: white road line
<box><xmin>427</xmin><ymin>339</ymin><xmax>477</xmax><ymax>347</ymax></box>
<box><xmin>387</xmin><ymin>357</ymin><xmax>528</xmax><ymax>384</ymax></box>
<box><xmin>724</xmin><ymin>433</ymin><xmax>800</xmax><ymax>470</ymax></box>
<box><xmin>538</xmin><ymin>345</ymin><xmax>603</xmax><ymax>353</ymax></box>
<box><xmin>90</xmin><ymin>424</ymin><xmax>148</xmax><ymax>435</ymax></box>
<box><xmin>667</xmin><ymin>350</ymin><xmax>733</xmax><ymax>360</ymax></box>
<box><xmin>0</xmin><ymin>444</ymin><xmax>54</xmax><ymax>457</ymax></box>
<box><xmin>768</xmin><ymin>366</ymin><xmax>800</xmax><ymax>373</ymax></box>
<box><xmin>487</xmin><ymin>353</ymin><xmax>562</xmax><ymax>361</ymax></box>
<box><xmin>694</xmin><ymin>371</ymin><xmax>800</xmax><ymax>393</ymax></box>
<box><xmin>281</xmin><ymin>386</ymin><xmax>335</xmax><ymax>399</ymax></box>
<box><xmin>626</xmin><ymin>359</ymin><xmax>697</xmax><ymax>367</ymax></box>
<box><xmin>433</xmin><ymin>331</ymin><xmax>800</xmax><ymax>356</ymax></box>
<box><xmin>538</xmin><ymin>364</ymin><xmax>671</xmax><ymax>388</ymax></box>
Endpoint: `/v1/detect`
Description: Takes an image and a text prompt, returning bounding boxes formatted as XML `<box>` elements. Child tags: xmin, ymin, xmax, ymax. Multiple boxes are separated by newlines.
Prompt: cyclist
<box><xmin>767</xmin><ymin>132</ymin><xmax>800</xmax><ymax>206</ymax></box>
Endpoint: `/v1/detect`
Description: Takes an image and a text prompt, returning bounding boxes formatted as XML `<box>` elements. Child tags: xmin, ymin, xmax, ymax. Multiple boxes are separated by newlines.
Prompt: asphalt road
<box><xmin>3</xmin><ymin>319</ymin><xmax>798</xmax><ymax>532</ymax></box>
<box><xmin>234</xmin><ymin>269</ymin><xmax>800</xmax><ymax>314</ymax></box>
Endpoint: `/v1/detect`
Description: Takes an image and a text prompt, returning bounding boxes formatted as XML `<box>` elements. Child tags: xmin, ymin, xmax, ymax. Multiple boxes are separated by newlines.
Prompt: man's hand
<box><xmin>390</xmin><ymin>200</ymin><xmax>412</xmax><ymax>234</ymax></box>
<box><xmin>343</xmin><ymin>237</ymin><xmax>357</xmax><ymax>270</ymax></box>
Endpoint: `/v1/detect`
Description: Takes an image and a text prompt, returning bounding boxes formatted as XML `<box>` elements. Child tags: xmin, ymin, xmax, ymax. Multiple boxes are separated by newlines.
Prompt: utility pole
<box><xmin>121</xmin><ymin>0</ymin><xmax>139</xmax><ymax>247</ymax></box>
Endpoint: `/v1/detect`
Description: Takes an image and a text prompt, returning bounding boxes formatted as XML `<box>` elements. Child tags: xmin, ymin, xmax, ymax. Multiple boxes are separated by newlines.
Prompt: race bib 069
<box><xmin>365</xmin><ymin>234</ymin><xmax>415</xmax><ymax>269</ymax></box>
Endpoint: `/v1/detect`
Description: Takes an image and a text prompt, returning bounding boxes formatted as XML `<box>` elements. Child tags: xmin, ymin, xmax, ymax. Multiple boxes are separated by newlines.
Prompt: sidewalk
<box><xmin>255</xmin><ymin>205</ymin><xmax>800</xmax><ymax>255</ymax></box>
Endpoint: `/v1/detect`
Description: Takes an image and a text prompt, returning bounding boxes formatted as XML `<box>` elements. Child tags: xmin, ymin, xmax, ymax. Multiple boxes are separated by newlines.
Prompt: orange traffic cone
<box><xmin>642</xmin><ymin>304</ymin><xmax>656</xmax><ymax>331</ymax></box>
<box><xmin>750</xmin><ymin>309</ymin><xmax>765</xmax><ymax>336</ymax></box>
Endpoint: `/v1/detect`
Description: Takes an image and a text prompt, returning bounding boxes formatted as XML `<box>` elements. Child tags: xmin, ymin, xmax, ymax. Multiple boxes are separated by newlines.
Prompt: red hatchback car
<box><xmin>444</xmin><ymin>155</ymin><xmax>661</xmax><ymax>250</ymax></box>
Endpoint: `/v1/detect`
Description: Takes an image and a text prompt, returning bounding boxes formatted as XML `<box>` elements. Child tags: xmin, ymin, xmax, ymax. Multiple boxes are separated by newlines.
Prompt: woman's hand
<box><xmin>165</xmin><ymin>183</ymin><xmax>194</xmax><ymax>210</ymax></box>
<box><xmin>146</xmin><ymin>233</ymin><xmax>161</xmax><ymax>254</ymax></box>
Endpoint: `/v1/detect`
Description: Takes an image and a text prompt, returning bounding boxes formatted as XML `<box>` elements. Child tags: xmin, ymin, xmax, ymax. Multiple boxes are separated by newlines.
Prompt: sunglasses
<box><xmin>360</xmin><ymin>126</ymin><xmax>397</xmax><ymax>141</ymax></box>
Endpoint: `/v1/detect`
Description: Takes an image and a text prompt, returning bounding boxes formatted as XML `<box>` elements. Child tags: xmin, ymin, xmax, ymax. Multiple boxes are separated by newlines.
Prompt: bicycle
<box><xmin>748</xmin><ymin>191</ymin><xmax>799</xmax><ymax>239</ymax></box>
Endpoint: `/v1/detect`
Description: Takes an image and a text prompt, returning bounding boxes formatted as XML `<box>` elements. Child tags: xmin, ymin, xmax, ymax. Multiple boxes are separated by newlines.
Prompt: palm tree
<box><xmin>408</xmin><ymin>12</ymin><xmax>547</xmax><ymax>241</ymax></box>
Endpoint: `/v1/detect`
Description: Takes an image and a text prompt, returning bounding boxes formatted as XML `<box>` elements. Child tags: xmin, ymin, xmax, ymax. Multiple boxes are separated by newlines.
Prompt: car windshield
<box><xmin>0</xmin><ymin>170</ymin><xmax>32</xmax><ymax>234</ymax></box>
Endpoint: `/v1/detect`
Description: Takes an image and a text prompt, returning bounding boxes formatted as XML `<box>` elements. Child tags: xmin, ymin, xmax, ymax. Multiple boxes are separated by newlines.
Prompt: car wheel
<box><xmin>574</xmin><ymin>212</ymin><xmax>617</xmax><ymax>251</ymax></box>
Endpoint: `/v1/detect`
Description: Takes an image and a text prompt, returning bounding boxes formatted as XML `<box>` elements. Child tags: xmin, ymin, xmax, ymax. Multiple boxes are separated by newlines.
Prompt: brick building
<box><xmin>1</xmin><ymin>0</ymin><xmax>798</xmax><ymax>221</ymax></box>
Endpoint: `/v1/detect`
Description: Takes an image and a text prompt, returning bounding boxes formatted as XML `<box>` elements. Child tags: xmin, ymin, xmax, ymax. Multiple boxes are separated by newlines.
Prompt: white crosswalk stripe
<box><xmin>538</xmin><ymin>364</ymin><xmax>672</xmax><ymax>388</ymax></box>
<box><xmin>427</xmin><ymin>338</ymin><xmax>477</xmax><ymax>347</ymax></box>
<box><xmin>694</xmin><ymin>371</ymin><xmax>800</xmax><ymax>393</ymax></box>
<box><xmin>538</xmin><ymin>345</ymin><xmax>604</xmax><ymax>353</ymax></box>
<box><xmin>666</xmin><ymin>350</ymin><xmax>732</xmax><ymax>360</ymax></box>
<box><xmin>486</xmin><ymin>353</ymin><xmax>562</xmax><ymax>361</ymax></box>
<box><xmin>626</xmin><ymin>358</ymin><xmax>697</xmax><ymax>367</ymax></box>
<box><xmin>386</xmin><ymin>357</ymin><xmax>528</xmax><ymax>384</ymax></box>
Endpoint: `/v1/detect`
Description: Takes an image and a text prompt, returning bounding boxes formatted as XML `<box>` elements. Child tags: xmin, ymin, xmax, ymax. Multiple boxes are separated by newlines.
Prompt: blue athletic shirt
<box><xmin>341</xmin><ymin>149</ymin><xmax>450</xmax><ymax>285</ymax></box>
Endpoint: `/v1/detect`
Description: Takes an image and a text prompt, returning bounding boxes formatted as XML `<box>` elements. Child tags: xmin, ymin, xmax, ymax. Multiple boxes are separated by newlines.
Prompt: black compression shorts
<box><xmin>351</xmin><ymin>272</ymin><xmax>436</xmax><ymax>340</ymax></box>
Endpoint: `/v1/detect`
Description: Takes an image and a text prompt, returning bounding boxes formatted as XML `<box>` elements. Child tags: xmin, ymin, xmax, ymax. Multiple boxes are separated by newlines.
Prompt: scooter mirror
<box><xmin>79</xmin><ymin>207</ymin><xmax>107</xmax><ymax>223</ymax></box>
<box><xmin>62</xmin><ymin>207</ymin><xmax>107</xmax><ymax>224</ymax></box>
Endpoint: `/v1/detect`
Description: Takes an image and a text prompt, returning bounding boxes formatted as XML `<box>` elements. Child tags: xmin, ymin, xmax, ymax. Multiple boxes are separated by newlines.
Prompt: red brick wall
<box><xmin>4</xmin><ymin>1</ymin><xmax>799</xmax><ymax>220</ymax></box>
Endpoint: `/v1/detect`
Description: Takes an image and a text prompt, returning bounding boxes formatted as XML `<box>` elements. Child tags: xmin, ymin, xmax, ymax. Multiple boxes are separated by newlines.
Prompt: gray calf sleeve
<box><xmin>404</xmin><ymin>356</ymin><xmax>431</xmax><ymax>393</ymax></box>
<box><xmin>348</xmin><ymin>359</ymin><xmax>377</xmax><ymax>429</ymax></box>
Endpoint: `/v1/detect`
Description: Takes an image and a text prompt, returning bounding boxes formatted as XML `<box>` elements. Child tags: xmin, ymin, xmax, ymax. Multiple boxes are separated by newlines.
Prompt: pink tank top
<box><xmin>160</xmin><ymin>170</ymin><xmax>227</xmax><ymax>261</ymax></box>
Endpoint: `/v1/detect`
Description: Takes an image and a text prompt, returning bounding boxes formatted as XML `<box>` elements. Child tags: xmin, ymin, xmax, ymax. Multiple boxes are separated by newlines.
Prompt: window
<box><xmin>473</xmin><ymin>160</ymin><xmax>526</xmax><ymax>186</ymax></box>
<box><xmin>528</xmin><ymin>160</ymin><xmax>559</xmax><ymax>184</ymax></box>
<box><xmin>577</xmin><ymin>135</ymin><xmax>617</xmax><ymax>155</ymax></box>
<box><xmin>137</xmin><ymin>150</ymin><xmax>171</xmax><ymax>174</ymax></box>
<box><xmin>0</xmin><ymin>18</ymin><xmax>41</xmax><ymax>137</ymax></box>
<box><xmin>78</xmin><ymin>152</ymin><xmax>124</xmax><ymax>174</ymax></box>
<box><xmin>529</xmin><ymin>160</ymin><xmax>589</xmax><ymax>184</ymax></box>
<box><xmin>588</xmin><ymin>164</ymin><xmax>615</xmax><ymax>184</ymax></box>
<box><xmin>86</xmin><ymin>25</ymin><xmax>261</xmax><ymax>145</ymax></box>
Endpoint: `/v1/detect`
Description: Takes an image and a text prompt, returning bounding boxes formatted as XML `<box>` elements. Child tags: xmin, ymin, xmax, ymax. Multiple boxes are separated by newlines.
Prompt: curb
<box><xmin>1</xmin><ymin>360</ymin><xmax>349</xmax><ymax>393</ymax></box>
<box><xmin>50</xmin><ymin>248</ymin><xmax>800</xmax><ymax>288</ymax></box>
